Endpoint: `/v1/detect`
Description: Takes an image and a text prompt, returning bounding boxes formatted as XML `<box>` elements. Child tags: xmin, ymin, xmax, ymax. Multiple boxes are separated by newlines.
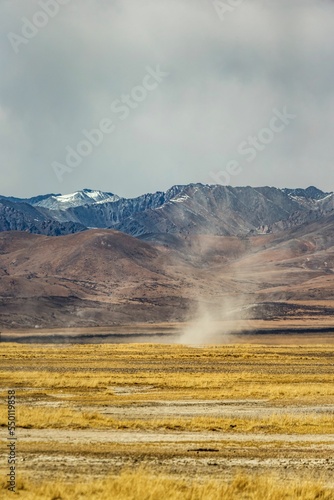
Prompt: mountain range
<box><xmin>1</xmin><ymin>184</ymin><xmax>334</xmax><ymax>330</ymax></box>
<box><xmin>0</xmin><ymin>185</ymin><xmax>333</xmax><ymax>238</ymax></box>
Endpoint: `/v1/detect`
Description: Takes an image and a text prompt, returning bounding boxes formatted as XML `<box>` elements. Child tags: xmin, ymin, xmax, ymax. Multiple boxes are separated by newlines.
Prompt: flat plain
<box><xmin>1</xmin><ymin>337</ymin><xmax>334</xmax><ymax>499</ymax></box>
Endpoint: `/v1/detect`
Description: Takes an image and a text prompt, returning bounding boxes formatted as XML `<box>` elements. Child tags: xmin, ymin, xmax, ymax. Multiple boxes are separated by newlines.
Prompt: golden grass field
<box><xmin>1</xmin><ymin>342</ymin><xmax>334</xmax><ymax>499</ymax></box>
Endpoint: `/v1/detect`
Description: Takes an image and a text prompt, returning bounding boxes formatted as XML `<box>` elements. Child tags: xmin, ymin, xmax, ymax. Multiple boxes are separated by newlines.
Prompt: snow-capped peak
<box><xmin>33</xmin><ymin>189</ymin><xmax>120</xmax><ymax>210</ymax></box>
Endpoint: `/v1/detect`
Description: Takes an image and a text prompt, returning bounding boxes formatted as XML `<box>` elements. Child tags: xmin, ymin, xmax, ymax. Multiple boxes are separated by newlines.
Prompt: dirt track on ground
<box><xmin>16</xmin><ymin>428</ymin><xmax>334</xmax><ymax>444</ymax></box>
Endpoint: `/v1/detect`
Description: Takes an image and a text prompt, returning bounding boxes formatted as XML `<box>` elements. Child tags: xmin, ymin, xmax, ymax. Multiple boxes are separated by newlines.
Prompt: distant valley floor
<box><xmin>1</xmin><ymin>316</ymin><xmax>334</xmax><ymax>344</ymax></box>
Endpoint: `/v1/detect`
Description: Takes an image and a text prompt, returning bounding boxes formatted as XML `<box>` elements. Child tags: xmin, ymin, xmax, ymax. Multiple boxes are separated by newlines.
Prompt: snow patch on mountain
<box><xmin>34</xmin><ymin>189</ymin><xmax>120</xmax><ymax>210</ymax></box>
<box><xmin>171</xmin><ymin>194</ymin><xmax>190</xmax><ymax>203</ymax></box>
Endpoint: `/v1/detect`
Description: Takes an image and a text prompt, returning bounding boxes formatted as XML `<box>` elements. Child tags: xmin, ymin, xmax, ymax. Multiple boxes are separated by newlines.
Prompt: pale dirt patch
<box><xmin>2</xmin><ymin>453</ymin><xmax>333</xmax><ymax>475</ymax></box>
<box><xmin>10</xmin><ymin>428</ymin><xmax>334</xmax><ymax>444</ymax></box>
<box><xmin>80</xmin><ymin>400</ymin><xmax>334</xmax><ymax>419</ymax></box>
<box><xmin>113</xmin><ymin>385</ymin><xmax>155</xmax><ymax>395</ymax></box>
<box><xmin>5</xmin><ymin>426</ymin><xmax>334</xmax><ymax>485</ymax></box>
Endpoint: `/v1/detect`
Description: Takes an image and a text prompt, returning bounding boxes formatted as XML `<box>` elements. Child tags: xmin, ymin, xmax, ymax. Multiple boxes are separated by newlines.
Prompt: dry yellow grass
<box><xmin>1</xmin><ymin>342</ymin><xmax>334</xmax><ymax>496</ymax></box>
<box><xmin>2</xmin><ymin>368</ymin><xmax>334</xmax><ymax>403</ymax></box>
<box><xmin>1</xmin><ymin>343</ymin><xmax>334</xmax><ymax>434</ymax></box>
<box><xmin>1</xmin><ymin>469</ymin><xmax>333</xmax><ymax>500</ymax></box>
<box><xmin>0</xmin><ymin>405</ymin><xmax>333</xmax><ymax>433</ymax></box>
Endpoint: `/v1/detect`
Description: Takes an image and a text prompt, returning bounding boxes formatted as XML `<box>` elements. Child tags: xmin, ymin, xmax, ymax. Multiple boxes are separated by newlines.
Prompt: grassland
<box><xmin>1</xmin><ymin>343</ymin><xmax>334</xmax><ymax>499</ymax></box>
<box><xmin>1</xmin><ymin>470</ymin><xmax>334</xmax><ymax>500</ymax></box>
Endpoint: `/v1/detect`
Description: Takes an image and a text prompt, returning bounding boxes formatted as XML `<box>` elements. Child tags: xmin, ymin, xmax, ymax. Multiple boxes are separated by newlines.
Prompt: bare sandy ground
<box><xmin>14</xmin><ymin>428</ymin><xmax>334</xmax><ymax>444</ymax></box>
<box><xmin>2</xmin><ymin>428</ymin><xmax>334</xmax><ymax>485</ymax></box>
<box><xmin>89</xmin><ymin>400</ymin><xmax>334</xmax><ymax>419</ymax></box>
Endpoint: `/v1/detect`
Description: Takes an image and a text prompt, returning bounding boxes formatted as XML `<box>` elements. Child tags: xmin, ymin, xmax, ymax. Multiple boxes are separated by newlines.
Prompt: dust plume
<box><xmin>178</xmin><ymin>297</ymin><xmax>255</xmax><ymax>346</ymax></box>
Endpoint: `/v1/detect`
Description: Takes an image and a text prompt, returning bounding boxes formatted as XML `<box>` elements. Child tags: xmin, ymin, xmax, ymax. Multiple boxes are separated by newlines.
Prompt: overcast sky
<box><xmin>1</xmin><ymin>0</ymin><xmax>334</xmax><ymax>198</ymax></box>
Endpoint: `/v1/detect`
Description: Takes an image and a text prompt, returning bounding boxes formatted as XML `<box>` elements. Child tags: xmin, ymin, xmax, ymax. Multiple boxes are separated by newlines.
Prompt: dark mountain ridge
<box><xmin>0</xmin><ymin>184</ymin><xmax>332</xmax><ymax>237</ymax></box>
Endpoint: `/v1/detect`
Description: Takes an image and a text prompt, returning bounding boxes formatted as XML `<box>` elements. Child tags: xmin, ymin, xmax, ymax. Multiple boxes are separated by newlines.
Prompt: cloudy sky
<box><xmin>1</xmin><ymin>0</ymin><xmax>334</xmax><ymax>198</ymax></box>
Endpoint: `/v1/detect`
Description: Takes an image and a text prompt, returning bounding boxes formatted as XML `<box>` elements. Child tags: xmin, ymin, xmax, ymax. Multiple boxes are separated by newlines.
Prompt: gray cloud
<box><xmin>1</xmin><ymin>0</ymin><xmax>334</xmax><ymax>198</ymax></box>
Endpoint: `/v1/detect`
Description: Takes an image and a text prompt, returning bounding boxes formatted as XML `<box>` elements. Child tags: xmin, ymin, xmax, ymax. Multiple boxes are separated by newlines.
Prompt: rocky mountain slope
<box><xmin>0</xmin><ymin>198</ymin><xmax>86</xmax><ymax>236</ymax></box>
<box><xmin>1</xmin><ymin>184</ymin><xmax>333</xmax><ymax>237</ymax></box>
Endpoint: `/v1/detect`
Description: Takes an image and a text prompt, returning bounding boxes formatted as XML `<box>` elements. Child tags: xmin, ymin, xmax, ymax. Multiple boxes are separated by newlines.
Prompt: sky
<box><xmin>1</xmin><ymin>0</ymin><xmax>334</xmax><ymax>199</ymax></box>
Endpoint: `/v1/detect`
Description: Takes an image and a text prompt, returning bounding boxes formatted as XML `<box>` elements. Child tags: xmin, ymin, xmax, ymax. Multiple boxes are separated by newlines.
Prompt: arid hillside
<box><xmin>1</xmin><ymin>215</ymin><xmax>334</xmax><ymax>329</ymax></box>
